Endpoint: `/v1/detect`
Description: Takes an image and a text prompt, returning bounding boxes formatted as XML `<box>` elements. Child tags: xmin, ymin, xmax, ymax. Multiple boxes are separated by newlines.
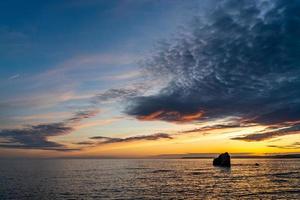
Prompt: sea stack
<box><xmin>213</xmin><ymin>152</ymin><xmax>231</xmax><ymax>167</ymax></box>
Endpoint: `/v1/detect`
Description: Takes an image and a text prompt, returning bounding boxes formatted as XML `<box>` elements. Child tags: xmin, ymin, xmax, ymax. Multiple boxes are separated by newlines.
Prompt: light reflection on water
<box><xmin>0</xmin><ymin>159</ymin><xmax>300</xmax><ymax>199</ymax></box>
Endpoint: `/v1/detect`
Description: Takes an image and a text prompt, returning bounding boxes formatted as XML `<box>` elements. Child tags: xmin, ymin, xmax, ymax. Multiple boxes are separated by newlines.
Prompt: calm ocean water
<box><xmin>0</xmin><ymin>159</ymin><xmax>300</xmax><ymax>199</ymax></box>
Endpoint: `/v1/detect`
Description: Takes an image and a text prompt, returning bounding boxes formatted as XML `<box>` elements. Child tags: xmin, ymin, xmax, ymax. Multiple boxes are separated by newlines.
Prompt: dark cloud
<box><xmin>0</xmin><ymin>110</ymin><xmax>98</xmax><ymax>151</ymax></box>
<box><xmin>0</xmin><ymin>123</ymin><xmax>73</xmax><ymax>151</ymax></box>
<box><xmin>232</xmin><ymin>123</ymin><xmax>300</xmax><ymax>141</ymax></box>
<box><xmin>88</xmin><ymin>133</ymin><xmax>173</xmax><ymax>145</ymax></box>
<box><xmin>126</xmin><ymin>0</ymin><xmax>300</xmax><ymax>130</ymax></box>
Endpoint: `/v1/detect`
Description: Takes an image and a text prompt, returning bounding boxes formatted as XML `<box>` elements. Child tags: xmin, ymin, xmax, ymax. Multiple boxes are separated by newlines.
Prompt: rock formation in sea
<box><xmin>213</xmin><ymin>152</ymin><xmax>231</xmax><ymax>167</ymax></box>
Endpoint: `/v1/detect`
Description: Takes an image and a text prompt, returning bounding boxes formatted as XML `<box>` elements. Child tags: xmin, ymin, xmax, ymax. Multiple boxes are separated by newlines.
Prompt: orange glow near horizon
<box><xmin>34</xmin><ymin>124</ymin><xmax>300</xmax><ymax>158</ymax></box>
<box><xmin>1</xmin><ymin>118</ymin><xmax>300</xmax><ymax>158</ymax></box>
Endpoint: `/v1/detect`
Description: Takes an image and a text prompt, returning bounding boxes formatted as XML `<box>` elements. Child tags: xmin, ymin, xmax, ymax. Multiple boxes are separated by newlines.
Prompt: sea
<box><xmin>0</xmin><ymin>158</ymin><xmax>300</xmax><ymax>199</ymax></box>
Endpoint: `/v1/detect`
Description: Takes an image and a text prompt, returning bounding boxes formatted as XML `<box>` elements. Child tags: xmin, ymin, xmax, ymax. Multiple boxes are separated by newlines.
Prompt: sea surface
<box><xmin>0</xmin><ymin>158</ymin><xmax>300</xmax><ymax>199</ymax></box>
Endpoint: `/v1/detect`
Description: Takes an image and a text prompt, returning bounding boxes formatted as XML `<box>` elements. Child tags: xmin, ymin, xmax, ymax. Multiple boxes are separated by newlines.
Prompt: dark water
<box><xmin>0</xmin><ymin>159</ymin><xmax>300</xmax><ymax>199</ymax></box>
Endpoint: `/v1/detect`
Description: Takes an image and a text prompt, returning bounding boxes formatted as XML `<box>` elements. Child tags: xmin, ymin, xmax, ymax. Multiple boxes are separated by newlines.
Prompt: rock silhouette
<box><xmin>213</xmin><ymin>152</ymin><xmax>231</xmax><ymax>167</ymax></box>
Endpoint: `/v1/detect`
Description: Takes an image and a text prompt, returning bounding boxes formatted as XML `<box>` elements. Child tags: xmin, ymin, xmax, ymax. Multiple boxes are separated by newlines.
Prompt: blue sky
<box><xmin>0</xmin><ymin>0</ymin><xmax>195</xmax><ymax>76</ymax></box>
<box><xmin>0</xmin><ymin>0</ymin><xmax>204</xmax><ymax>156</ymax></box>
<box><xmin>0</xmin><ymin>0</ymin><xmax>196</xmax><ymax>121</ymax></box>
<box><xmin>1</xmin><ymin>0</ymin><xmax>300</xmax><ymax>157</ymax></box>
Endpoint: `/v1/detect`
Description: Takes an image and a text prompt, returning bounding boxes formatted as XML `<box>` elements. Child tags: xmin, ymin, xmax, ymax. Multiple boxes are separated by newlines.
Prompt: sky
<box><xmin>0</xmin><ymin>0</ymin><xmax>300</xmax><ymax>158</ymax></box>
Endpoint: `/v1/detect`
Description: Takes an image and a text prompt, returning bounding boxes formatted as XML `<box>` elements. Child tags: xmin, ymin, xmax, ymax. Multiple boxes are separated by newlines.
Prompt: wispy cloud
<box><xmin>104</xmin><ymin>71</ymin><xmax>142</xmax><ymax>81</ymax></box>
<box><xmin>180</xmin><ymin>122</ymin><xmax>254</xmax><ymax>134</ymax></box>
<box><xmin>10</xmin><ymin>111</ymin><xmax>71</xmax><ymax>123</ymax></box>
<box><xmin>8</xmin><ymin>74</ymin><xmax>20</xmax><ymax>80</ymax></box>
<box><xmin>77</xmin><ymin>133</ymin><xmax>173</xmax><ymax>146</ymax></box>
<box><xmin>267</xmin><ymin>142</ymin><xmax>300</xmax><ymax>149</ymax></box>
<box><xmin>0</xmin><ymin>53</ymin><xmax>141</xmax><ymax>122</ymax></box>
<box><xmin>76</xmin><ymin>120</ymin><xmax>251</xmax><ymax>147</ymax></box>
<box><xmin>39</xmin><ymin>53</ymin><xmax>139</xmax><ymax>79</ymax></box>
<box><xmin>68</xmin><ymin>110</ymin><xmax>99</xmax><ymax>123</ymax></box>
<box><xmin>76</xmin><ymin>118</ymin><xmax>121</xmax><ymax>129</ymax></box>
<box><xmin>0</xmin><ymin>88</ymin><xmax>85</xmax><ymax>111</ymax></box>
<box><xmin>232</xmin><ymin>123</ymin><xmax>300</xmax><ymax>142</ymax></box>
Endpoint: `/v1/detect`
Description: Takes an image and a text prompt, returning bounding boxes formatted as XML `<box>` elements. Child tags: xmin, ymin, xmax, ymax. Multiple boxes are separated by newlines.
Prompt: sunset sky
<box><xmin>1</xmin><ymin>0</ymin><xmax>300</xmax><ymax>158</ymax></box>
